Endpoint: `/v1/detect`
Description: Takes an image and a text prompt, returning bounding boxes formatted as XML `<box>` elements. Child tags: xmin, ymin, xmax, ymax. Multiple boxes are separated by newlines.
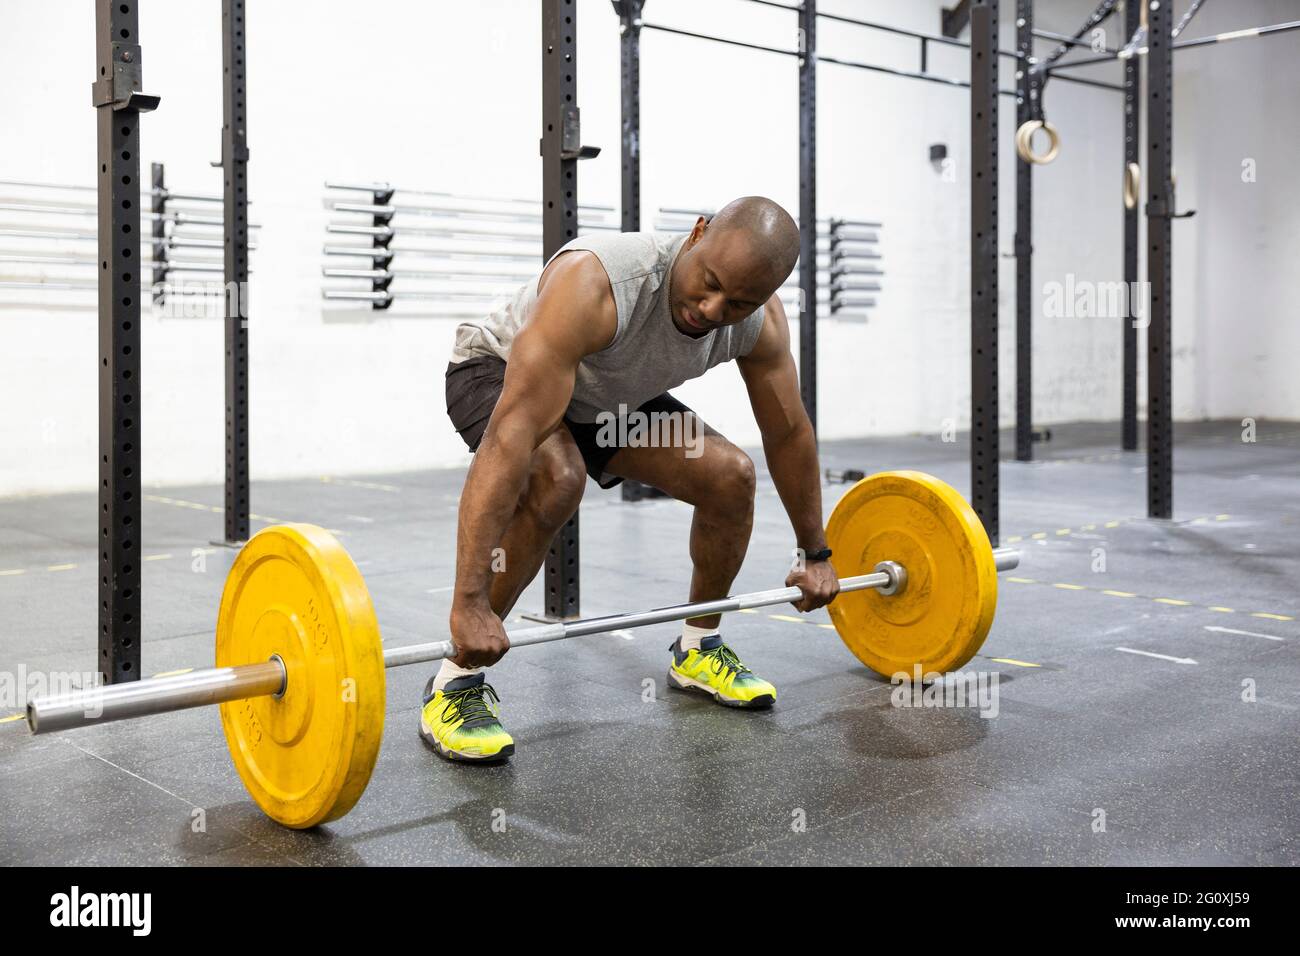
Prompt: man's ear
<box><xmin>688</xmin><ymin>215</ymin><xmax>708</xmax><ymax>246</ymax></box>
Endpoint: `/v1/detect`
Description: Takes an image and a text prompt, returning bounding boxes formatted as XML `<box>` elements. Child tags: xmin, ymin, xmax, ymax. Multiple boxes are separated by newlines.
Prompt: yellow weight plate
<box><xmin>216</xmin><ymin>524</ymin><xmax>385</xmax><ymax>828</ymax></box>
<box><xmin>825</xmin><ymin>471</ymin><xmax>998</xmax><ymax>678</ymax></box>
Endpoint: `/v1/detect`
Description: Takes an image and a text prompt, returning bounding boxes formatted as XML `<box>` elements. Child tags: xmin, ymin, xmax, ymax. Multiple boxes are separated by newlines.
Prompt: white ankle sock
<box><xmin>431</xmin><ymin>658</ymin><xmax>484</xmax><ymax>693</ymax></box>
<box><xmin>680</xmin><ymin>622</ymin><xmax>720</xmax><ymax>652</ymax></box>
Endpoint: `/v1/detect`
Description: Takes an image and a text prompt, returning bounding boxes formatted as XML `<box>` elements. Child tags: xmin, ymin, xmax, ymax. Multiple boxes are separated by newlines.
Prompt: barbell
<box><xmin>25</xmin><ymin>470</ymin><xmax>1020</xmax><ymax>829</ymax></box>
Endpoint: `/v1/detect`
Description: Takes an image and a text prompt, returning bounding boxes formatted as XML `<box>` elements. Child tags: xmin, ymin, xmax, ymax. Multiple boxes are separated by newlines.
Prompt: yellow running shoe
<box><xmin>419</xmin><ymin>674</ymin><xmax>515</xmax><ymax>762</ymax></box>
<box><xmin>667</xmin><ymin>635</ymin><xmax>776</xmax><ymax>709</ymax></box>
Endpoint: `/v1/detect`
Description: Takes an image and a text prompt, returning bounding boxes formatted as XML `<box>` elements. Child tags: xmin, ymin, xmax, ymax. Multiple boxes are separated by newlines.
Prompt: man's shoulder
<box><xmin>560</xmin><ymin>230</ymin><xmax>682</xmax><ymax>284</ymax></box>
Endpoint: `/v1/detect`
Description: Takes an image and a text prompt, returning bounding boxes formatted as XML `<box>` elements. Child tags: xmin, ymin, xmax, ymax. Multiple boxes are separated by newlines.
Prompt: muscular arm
<box><xmin>453</xmin><ymin>252</ymin><xmax>615</xmax><ymax>613</ymax></box>
<box><xmin>736</xmin><ymin>296</ymin><xmax>838</xmax><ymax>611</ymax></box>
<box><xmin>736</xmin><ymin>296</ymin><xmax>826</xmax><ymax>553</ymax></box>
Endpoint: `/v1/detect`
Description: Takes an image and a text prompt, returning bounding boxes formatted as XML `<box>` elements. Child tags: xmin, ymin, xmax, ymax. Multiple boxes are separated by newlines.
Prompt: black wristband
<box><xmin>801</xmin><ymin>547</ymin><xmax>833</xmax><ymax>562</ymax></box>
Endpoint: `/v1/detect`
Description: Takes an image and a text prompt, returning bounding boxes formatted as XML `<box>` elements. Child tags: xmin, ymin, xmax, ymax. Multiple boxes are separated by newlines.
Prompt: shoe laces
<box><xmin>700</xmin><ymin>643</ymin><xmax>750</xmax><ymax>680</ymax></box>
<box><xmin>441</xmin><ymin>682</ymin><xmax>501</xmax><ymax>726</ymax></box>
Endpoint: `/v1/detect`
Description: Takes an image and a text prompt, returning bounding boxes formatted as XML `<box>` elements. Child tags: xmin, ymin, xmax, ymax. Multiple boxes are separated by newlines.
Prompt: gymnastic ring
<box><xmin>1123</xmin><ymin>162</ymin><xmax>1141</xmax><ymax>210</ymax></box>
<box><xmin>1015</xmin><ymin>119</ymin><xmax>1061</xmax><ymax>165</ymax></box>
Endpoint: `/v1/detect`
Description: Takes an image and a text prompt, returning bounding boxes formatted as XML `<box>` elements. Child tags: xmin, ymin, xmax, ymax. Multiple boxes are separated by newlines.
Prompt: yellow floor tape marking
<box><xmin>1010</xmin><ymin>578</ymin><xmax>1291</xmax><ymax>622</ymax></box>
<box><xmin>1215</xmin><ymin>514</ymin><xmax>1231</xmax><ymax>521</ymax></box>
<box><xmin>1005</xmin><ymin>535</ymin><xmax>1023</xmax><ymax>543</ymax></box>
<box><xmin>144</xmin><ymin>553</ymin><xmax>173</xmax><ymax>561</ymax></box>
<box><xmin>817</xmin><ymin>623</ymin><xmax>837</xmax><ymax>629</ymax></box>
<box><xmin>0</xmin><ymin>714</ymin><xmax>27</xmax><ymax>724</ymax></box>
<box><xmin>989</xmin><ymin>658</ymin><xmax>1042</xmax><ymax>668</ymax></box>
<box><xmin>151</xmin><ymin>668</ymin><xmax>195</xmax><ymax>679</ymax></box>
<box><xmin>1056</xmin><ymin>529</ymin><xmax>1071</xmax><ymax>536</ymax></box>
<box><xmin>1031</xmin><ymin>532</ymin><xmax>1047</xmax><ymax>540</ymax></box>
<box><xmin>1104</xmin><ymin>521</ymin><xmax>1120</xmax><ymax>528</ymax></box>
<box><xmin>0</xmin><ymin>569</ymin><xmax>24</xmax><ymax>577</ymax></box>
<box><xmin>769</xmin><ymin>614</ymin><xmax>804</xmax><ymax>624</ymax></box>
<box><xmin>47</xmin><ymin>563</ymin><xmax>76</xmax><ymax>572</ymax></box>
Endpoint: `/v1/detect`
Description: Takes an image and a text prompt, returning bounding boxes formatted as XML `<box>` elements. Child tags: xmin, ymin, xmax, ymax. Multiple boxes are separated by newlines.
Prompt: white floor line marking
<box><xmin>1115</xmin><ymin>647</ymin><xmax>1198</xmax><ymax>665</ymax></box>
<box><xmin>1258</xmin><ymin>699</ymin><xmax>1299</xmax><ymax>712</ymax></box>
<box><xmin>1204</xmin><ymin>625</ymin><xmax>1285</xmax><ymax>642</ymax></box>
<box><xmin>425</xmin><ymin>585</ymin><xmax>455</xmax><ymax>594</ymax></box>
<box><xmin>61</xmin><ymin>737</ymin><xmax>308</xmax><ymax>864</ymax></box>
<box><xmin>59</xmin><ymin>738</ymin><xmax>200</xmax><ymax>809</ymax></box>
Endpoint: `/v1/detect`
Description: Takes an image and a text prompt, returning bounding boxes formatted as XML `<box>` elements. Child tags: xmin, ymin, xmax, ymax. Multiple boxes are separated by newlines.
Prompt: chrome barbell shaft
<box><xmin>384</xmin><ymin>546</ymin><xmax>1019</xmax><ymax>666</ymax></box>
<box><xmin>27</xmin><ymin>660</ymin><xmax>285</xmax><ymax>734</ymax></box>
<box><xmin>26</xmin><ymin>548</ymin><xmax>1019</xmax><ymax>733</ymax></box>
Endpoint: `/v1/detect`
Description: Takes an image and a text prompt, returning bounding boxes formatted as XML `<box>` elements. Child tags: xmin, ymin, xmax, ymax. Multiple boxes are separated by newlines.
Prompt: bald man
<box><xmin>426</xmin><ymin>196</ymin><xmax>840</xmax><ymax>762</ymax></box>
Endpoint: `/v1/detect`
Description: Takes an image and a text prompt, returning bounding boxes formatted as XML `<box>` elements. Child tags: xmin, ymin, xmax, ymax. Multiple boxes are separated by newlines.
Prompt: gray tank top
<box><xmin>450</xmin><ymin>231</ymin><xmax>766</xmax><ymax>423</ymax></box>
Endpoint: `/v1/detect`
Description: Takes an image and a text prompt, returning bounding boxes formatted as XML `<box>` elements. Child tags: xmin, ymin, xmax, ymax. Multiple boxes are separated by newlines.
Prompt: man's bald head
<box><xmin>702</xmin><ymin>196</ymin><xmax>800</xmax><ymax>288</ymax></box>
<box><xmin>668</xmin><ymin>196</ymin><xmax>799</xmax><ymax>336</ymax></box>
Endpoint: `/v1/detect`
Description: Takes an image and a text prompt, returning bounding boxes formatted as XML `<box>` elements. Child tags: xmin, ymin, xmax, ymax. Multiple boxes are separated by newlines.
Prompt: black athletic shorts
<box><xmin>445</xmin><ymin>356</ymin><xmax>694</xmax><ymax>490</ymax></box>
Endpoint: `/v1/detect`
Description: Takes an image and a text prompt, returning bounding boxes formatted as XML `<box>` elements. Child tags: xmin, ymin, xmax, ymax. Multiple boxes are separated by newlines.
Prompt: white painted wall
<box><xmin>0</xmin><ymin>0</ymin><xmax>1294</xmax><ymax>495</ymax></box>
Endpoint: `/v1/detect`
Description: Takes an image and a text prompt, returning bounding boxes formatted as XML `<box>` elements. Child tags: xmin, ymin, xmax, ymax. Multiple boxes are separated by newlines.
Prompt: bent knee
<box><xmin>523</xmin><ymin>446</ymin><xmax>586</xmax><ymax>528</ymax></box>
<box><xmin>703</xmin><ymin>447</ymin><xmax>756</xmax><ymax>516</ymax></box>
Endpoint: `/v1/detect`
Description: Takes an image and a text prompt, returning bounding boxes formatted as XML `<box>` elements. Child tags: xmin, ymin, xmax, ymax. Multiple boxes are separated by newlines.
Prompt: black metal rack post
<box><xmin>1121</xmin><ymin>0</ymin><xmax>1140</xmax><ymax>451</ymax></box>
<box><xmin>541</xmin><ymin>0</ymin><xmax>585</xmax><ymax>618</ymax></box>
<box><xmin>615</xmin><ymin>1</ymin><xmax>643</xmax><ymax>234</ymax></box>
<box><xmin>93</xmin><ymin>0</ymin><xmax>158</xmax><ymax>684</ymax></box>
<box><xmin>1146</xmin><ymin>0</ymin><xmax>1173</xmax><ymax>518</ymax></box>
<box><xmin>798</xmin><ymin>0</ymin><xmax>818</xmax><ymax>434</ymax></box>
<box><xmin>613</xmin><ymin>1</ymin><xmax>665</xmax><ymax>504</ymax></box>
<box><xmin>220</xmin><ymin>0</ymin><xmax>251</xmax><ymax>545</ymax></box>
<box><xmin>1014</xmin><ymin>0</ymin><xmax>1038</xmax><ymax>463</ymax></box>
<box><xmin>970</xmin><ymin>0</ymin><xmax>999</xmax><ymax>543</ymax></box>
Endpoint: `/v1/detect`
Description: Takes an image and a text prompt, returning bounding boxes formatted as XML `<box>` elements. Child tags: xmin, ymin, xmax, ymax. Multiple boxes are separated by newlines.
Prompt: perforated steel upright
<box><xmin>798</xmin><ymin>0</ymin><xmax>818</xmax><ymax>434</ymax></box>
<box><xmin>1121</xmin><ymin>0</ymin><xmax>1140</xmax><ymax>451</ymax></box>
<box><xmin>1014</xmin><ymin>0</ymin><xmax>1039</xmax><ymax>463</ymax></box>
<box><xmin>613</xmin><ymin>0</ymin><xmax>661</xmax><ymax>505</ymax></box>
<box><xmin>1145</xmin><ymin>0</ymin><xmax>1173</xmax><ymax>518</ymax></box>
<box><xmin>615</xmin><ymin>1</ymin><xmax>644</xmax><ymax>233</ymax></box>
<box><xmin>92</xmin><ymin>0</ymin><xmax>157</xmax><ymax>683</ymax></box>
<box><xmin>970</xmin><ymin>0</ymin><xmax>1000</xmax><ymax>544</ymax></box>
<box><xmin>221</xmin><ymin>0</ymin><xmax>251</xmax><ymax>544</ymax></box>
<box><xmin>541</xmin><ymin>0</ymin><xmax>582</xmax><ymax>617</ymax></box>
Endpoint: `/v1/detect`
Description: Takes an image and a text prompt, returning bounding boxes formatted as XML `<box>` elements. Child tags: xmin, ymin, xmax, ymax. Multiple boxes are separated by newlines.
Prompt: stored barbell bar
<box><xmin>0</xmin><ymin>202</ymin><xmax>260</xmax><ymax>229</ymax></box>
<box><xmin>28</xmin><ymin>545</ymin><xmax>1019</xmax><ymax>735</ymax></box>
<box><xmin>0</xmin><ymin>180</ymin><xmax>238</xmax><ymax>204</ymax></box>
<box><xmin>324</xmin><ymin>181</ymin><xmax>616</xmax><ymax>212</ymax></box>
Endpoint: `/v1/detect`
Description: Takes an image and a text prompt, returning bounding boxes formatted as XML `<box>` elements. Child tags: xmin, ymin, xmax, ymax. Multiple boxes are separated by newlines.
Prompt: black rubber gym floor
<box><xmin>2</xmin><ymin>419</ymin><xmax>1296</xmax><ymax>865</ymax></box>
